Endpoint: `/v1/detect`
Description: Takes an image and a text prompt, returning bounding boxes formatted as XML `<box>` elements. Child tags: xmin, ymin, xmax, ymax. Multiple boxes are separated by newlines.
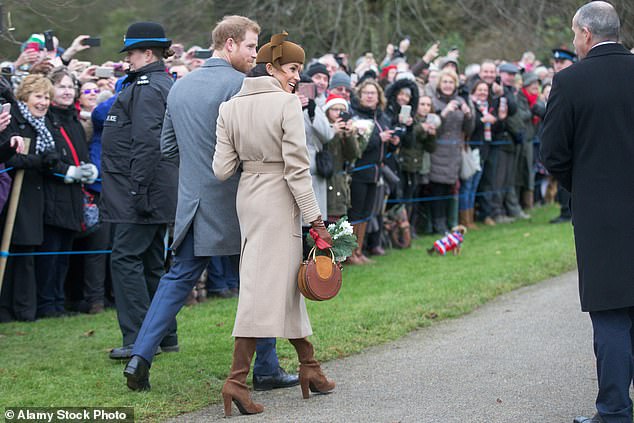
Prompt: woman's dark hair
<box><xmin>470</xmin><ymin>78</ymin><xmax>489</xmax><ymax>95</ymax></box>
<box><xmin>247</xmin><ymin>63</ymin><xmax>269</xmax><ymax>78</ymax></box>
<box><xmin>150</xmin><ymin>47</ymin><xmax>175</xmax><ymax>60</ymax></box>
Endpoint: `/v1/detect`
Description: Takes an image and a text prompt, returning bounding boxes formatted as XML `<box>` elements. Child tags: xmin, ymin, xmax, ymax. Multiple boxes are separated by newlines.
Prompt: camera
<box><xmin>44</xmin><ymin>30</ymin><xmax>55</xmax><ymax>52</ymax></box>
<box><xmin>339</xmin><ymin>111</ymin><xmax>352</xmax><ymax>122</ymax></box>
<box><xmin>392</xmin><ymin>125</ymin><xmax>407</xmax><ymax>138</ymax></box>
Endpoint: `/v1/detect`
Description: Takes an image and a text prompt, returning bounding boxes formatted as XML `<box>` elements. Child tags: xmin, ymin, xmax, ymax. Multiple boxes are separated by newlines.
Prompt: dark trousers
<box><xmin>488</xmin><ymin>146</ymin><xmax>521</xmax><ymax>217</ymax></box>
<box><xmin>0</xmin><ymin>246</ymin><xmax>37</xmax><ymax>322</ymax></box>
<box><xmin>589</xmin><ymin>307</ymin><xmax>634</xmax><ymax>423</ymax></box>
<box><xmin>131</xmin><ymin>227</ymin><xmax>280</xmax><ymax>375</ymax></box>
<box><xmin>557</xmin><ymin>186</ymin><xmax>572</xmax><ymax>218</ymax></box>
<box><xmin>348</xmin><ymin>179</ymin><xmax>377</xmax><ymax>222</ymax></box>
<box><xmin>429</xmin><ymin>182</ymin><xmax>452</xmax><ymax>233</ymax></box>
<box><xmin>111</xmin><ymin>222</ymin><xmax>176</xmax><ymax>347</ymax></box>
<box><xmin>36</xmin><ymin>225</ymin><xmax>75</xmax><ymax>317</ymax></box>
<box><xmin>66</xmin><ymin>221</ymin><xmax>111</xmax><ymax>308</ymax></box>
<box><xmin>206</xmin><ymin>255</ymin><xmax>239</xmax><ymax>293</ymax></box>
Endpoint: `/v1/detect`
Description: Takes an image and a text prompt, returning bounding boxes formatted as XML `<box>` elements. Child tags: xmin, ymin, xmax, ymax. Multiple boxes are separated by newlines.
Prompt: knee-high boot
<box><xmin>356</xmin><ymin>221</ymin><xmax>373</xmax><ymax>264</ymax></box>
<box><xmin>221</xmin><ymin>337</ymin><xmax>264</xmax><ymax>416</ymax></box>
<box><xmin>289</xmin><ymin>338</ymin><xmax>335</xmax><ymax>399</ymax></box>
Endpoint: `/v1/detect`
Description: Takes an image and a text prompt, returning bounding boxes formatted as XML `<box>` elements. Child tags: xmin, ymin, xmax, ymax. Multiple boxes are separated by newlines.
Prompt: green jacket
<box><xmin>398</xmin><ymin>116</ymin><xmax>437</xmax><ymax>174</ymax></box>
<box><xmin>326</xmin><ymin>131</ymin><xmax>361</xmax><ymax>217</ymax></box>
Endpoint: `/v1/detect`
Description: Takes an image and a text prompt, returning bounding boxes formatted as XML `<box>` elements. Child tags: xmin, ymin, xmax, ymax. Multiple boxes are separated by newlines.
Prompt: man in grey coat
<box><xmin>122</xmin><ymin>15</ymin><xmax>298</xmax><ymax>392</ymax></box>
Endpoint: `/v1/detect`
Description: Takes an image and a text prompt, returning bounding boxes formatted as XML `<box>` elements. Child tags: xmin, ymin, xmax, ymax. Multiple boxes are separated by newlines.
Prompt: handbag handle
<box><xmin>308</xmin><ymin>246</ymin><xmax>335</xmax><ymax>264</ymax></box>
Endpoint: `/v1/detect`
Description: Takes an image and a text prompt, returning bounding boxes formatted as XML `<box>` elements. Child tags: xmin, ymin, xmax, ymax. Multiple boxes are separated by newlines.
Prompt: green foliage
<box><xmin>305</xmin><ymin>217</ymin><xmax>358</xmax><ymax>262</ymax></box>
<box><xmin>0</xmin><ymin>205</ymin><xmax>576</xmax><ymax>421</ymax></box>
<box><xmin>1</xmin><ymin>0</ymin><xmax>633</xmax><ymax>65</ymax></box>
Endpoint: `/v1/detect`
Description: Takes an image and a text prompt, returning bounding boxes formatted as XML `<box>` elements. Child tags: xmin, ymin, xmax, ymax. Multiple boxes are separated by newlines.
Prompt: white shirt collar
<box><xmin>590</xmin><ymin>41</ymin><xmax>618</xmax><ymax>51</ymax></box>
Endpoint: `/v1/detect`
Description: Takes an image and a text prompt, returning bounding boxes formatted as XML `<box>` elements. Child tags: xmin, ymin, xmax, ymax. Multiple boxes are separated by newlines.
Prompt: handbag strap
<box><xmin>59</xmin><ymin>126</ymin><xmax>90</xmax><ymax>196</ymax></box>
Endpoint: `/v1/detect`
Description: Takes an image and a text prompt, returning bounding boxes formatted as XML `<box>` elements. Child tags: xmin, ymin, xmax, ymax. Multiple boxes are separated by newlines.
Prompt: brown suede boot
<box><xmin>221</xmin><ymin>337</ymin><xmax>264</xmax><ymax>416</ymax></box>
<box><xmin>356</xmin><ymin>221</ymin><xmax>373</xmax><ymax>264</ymax></box>
<box><xmin>522</xmin><ymin>190</ymin><xmax>534</xmax><ymax>210</ymax></box>
<box><xmin>289</xmin><ymin>338</ymin><xmax>335</xmax><ymax>399</ymax></box>
<box><xmin>467</xmin><ymin>209</ymin><xmax>479</xmax><ymax>230</ymax></box>
<box><xmin>459</xmin><ymin>209</ymin><xmax>469</xmax><ymax>227</ymax></box>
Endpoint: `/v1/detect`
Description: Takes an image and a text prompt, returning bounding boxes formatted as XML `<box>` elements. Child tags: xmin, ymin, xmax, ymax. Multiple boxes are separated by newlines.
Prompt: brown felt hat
<box><xmin>256</xmin><ymin>32</ymin><xmax>305</xmax><ymax>68</ymax></box>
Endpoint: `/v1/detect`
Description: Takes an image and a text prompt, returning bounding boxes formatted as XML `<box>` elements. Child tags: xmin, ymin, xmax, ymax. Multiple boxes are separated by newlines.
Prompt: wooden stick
<box><xmin>0</xmin><ymin>137</ymin><xmax>31</xmax><ymax>292</ymax></box>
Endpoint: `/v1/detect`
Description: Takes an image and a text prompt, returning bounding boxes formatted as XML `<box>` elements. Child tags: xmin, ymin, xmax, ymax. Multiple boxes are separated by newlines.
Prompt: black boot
<box><xmin>124</xmin><ymin>355</ymin><xmax>151</xmax><ymax>391</ymax></box>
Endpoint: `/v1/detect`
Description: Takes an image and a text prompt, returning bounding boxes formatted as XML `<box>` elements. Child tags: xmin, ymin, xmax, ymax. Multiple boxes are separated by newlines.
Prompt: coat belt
<box><xmin>241</xmin><ymin>161</ymin><xmax>284</xmax><ymax>174</ymax></box>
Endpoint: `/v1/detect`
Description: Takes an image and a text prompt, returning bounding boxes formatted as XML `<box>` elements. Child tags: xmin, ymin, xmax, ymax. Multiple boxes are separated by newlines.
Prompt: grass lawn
<box><xmin>0</xmin><ymin>205</ymin><xmax>576</xmax><ymax>421</ymax></box>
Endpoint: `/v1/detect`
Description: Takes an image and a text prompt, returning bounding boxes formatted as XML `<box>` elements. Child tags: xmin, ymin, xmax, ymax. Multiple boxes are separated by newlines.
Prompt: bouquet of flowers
<box><xmin>306</xmin><ymin>217</ymin><xmax>358</xmax><ymax>262</ymax></box>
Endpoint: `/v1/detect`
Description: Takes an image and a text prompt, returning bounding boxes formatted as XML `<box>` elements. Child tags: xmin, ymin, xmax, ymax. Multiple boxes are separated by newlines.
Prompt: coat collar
<box><xmin>234</xmin><ymin>76</ymin><xmax>285</xmax><ymax>97</ymax></box>
<box><xmin>584</xmin><ymin>42</ymin><xmax>631</xmax><ymax>60</ymax></box>
<box><xmin>202</xmin><ymin>57</ymin><xmax>236</xmax><ymax>69</ymax></box>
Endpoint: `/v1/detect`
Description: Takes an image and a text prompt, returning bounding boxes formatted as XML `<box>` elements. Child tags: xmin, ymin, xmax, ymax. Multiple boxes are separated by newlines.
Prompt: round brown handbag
<box><xmin>297</xmin><ymin>247</ymin><xmax>342</xmax><ymax>301</ymax></box>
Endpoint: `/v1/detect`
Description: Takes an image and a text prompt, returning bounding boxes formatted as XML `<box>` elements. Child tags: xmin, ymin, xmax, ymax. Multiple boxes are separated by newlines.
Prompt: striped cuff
<box><xmin>295</xmin><ymin>190</ymin><xmax>321</xmax><ymax>225</ymax></box>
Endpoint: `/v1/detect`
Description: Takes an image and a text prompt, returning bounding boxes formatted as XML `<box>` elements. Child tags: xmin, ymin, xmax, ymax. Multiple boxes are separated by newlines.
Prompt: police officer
<box><xmin>100</xmin><ymin>22</ymin><xmax>178</xmax><ymax>359</ymax></box>
<box><xmin>548</xmin><ymin>48</ymin><xmax>576</xmax><ymax>225</ymax></box>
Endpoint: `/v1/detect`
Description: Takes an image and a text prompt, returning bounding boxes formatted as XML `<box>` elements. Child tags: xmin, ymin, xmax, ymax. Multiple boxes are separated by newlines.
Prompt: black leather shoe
<box><xmin>208</xmin><ymin>289</ymin><xmax>238</xmax><ymax>299</ymax></box>
<box><xmin>573</xmin><ymin>413</ymin><xmax>605</xmax><ymax>423</ymax></box>
<box><xmin>253</xmin><ymin>366</ymin><xmax>299</xmax><ymax>391</ymax></box>
<box><xmin>160</xmin><ymin>344</ymin><xmax>180</xmax><ymax>353</ymax></box>
<box><xmin>550</xmin><ymin>215</ymin><xmax>572</xmax><ymax>224</ymax></box>
<box><xmin>110</xmin><ymin>345</ymin><xmax>134</xmax><ymax>360</ymax></box>
<box><xmin>124</xmin><ymin>355</ymin><xmax>151</xmax><ymax>391</ymax></box>
<box><xmin>110</xmin><ymin>345</ymin><xmax>162</xmax><ymax>360</ymax></box>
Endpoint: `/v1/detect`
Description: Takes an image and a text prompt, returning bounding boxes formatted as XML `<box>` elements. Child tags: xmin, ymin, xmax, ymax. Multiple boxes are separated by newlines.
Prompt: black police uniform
<box><xmin>100</xmin><ymin>60</ymin><xmax>178</xmax><ymax>350</ymax></box>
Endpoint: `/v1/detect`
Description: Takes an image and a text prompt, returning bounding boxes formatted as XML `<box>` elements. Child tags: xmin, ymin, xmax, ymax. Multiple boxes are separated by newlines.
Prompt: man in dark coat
<box><xmin>540</xmin><ymin>3</ymin><xmax>634</xmax><ymax>422</ymax></box>
<box><xmin>122</xmin><ymin>16</ymin><xmax>298</xmax><ymax>393</ymax></box>
<box><xmin>100</xmin><ymin>22</ymin><xmax>178</xmax><ymax>359</ymax></box>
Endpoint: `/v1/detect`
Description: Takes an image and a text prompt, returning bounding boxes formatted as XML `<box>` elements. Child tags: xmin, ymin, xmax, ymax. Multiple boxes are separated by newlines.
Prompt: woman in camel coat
<box><xmin>213</xmin><ymin>32</ymin><xmax>335</xmax><ymax>417</ymax></box>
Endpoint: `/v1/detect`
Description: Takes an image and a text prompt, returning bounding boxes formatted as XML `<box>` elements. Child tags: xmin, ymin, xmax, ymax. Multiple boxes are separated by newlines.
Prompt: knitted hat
<box><xmin>329</xmin><ymin>71</ymin><xmax>351</xmax><ymax>90</ymax></box>
<box><xmin>522</xmin><ymin>72</ymin><xmax>539</xmax><ymax>87</ymax></box>
<box><xmin>306</xmin><ymin>63</ymin><xmax>329</xmax><ymax>79</ymax></box>
<box><xmin>256</xmin><ymin>32</ymin><xmax>305</xmax><ymax>69</ymax></box>
<box><xmin>380</xmin><ymin>65</ymin><xmax>397</xmax><ymax>79</ymax></box>
<box><xmin>21</xmin><ymin>34</ymin><xmax>45</xmax><ymax>52</ymax></box>
<box><xmin>120</xmin><ymin>22</ymin><xmax>171</xmax><ymax>53</ymax></box>
<box><xmin>323</xmin><ymin>94</ymin><xmax>348</xmax><ymax>112</ymax></box>
<box><xmin>438</xmin><ymin>56</ymin><xmax>459</xmax><ymax>70</ymax></box>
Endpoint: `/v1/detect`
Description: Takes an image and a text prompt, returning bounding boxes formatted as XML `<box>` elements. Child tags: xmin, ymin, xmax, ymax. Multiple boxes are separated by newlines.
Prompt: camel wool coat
<box><xmin>213</xmin><ymin>76</ymin><xmax>321</xmax><ymax>339</ymax></box>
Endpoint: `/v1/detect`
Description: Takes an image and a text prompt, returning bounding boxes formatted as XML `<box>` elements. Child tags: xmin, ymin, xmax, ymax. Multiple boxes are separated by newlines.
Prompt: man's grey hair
<box><xmin>575</xmin><ymin>1</ymin><xmax>620</xmax><ymax>41</ymax></box>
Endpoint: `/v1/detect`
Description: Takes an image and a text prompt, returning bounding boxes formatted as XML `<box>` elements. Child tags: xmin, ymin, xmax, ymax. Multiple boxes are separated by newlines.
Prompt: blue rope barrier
<box><xmin>0</xmin><ymin>249</ymin><xmax>113</xmax><ymax>257</ymax></box>
<box><xmin>384</xmin><ymin>188</ymin><xmax>514</xmax><ymax>204</ymax></box>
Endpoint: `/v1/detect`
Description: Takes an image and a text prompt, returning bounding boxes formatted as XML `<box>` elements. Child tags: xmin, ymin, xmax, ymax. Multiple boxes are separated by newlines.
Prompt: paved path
<box><xmin>173</xmin><ymin>271</ymin><xmax>601</xmax><ymax>422</ymax></box>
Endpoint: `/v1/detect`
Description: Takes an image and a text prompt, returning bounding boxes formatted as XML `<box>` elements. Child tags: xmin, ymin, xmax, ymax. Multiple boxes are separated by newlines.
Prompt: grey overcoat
<box><xmin>161</xmin><ymin>58</ymin><xmax>243</xmax><ymax>256</ymax></box>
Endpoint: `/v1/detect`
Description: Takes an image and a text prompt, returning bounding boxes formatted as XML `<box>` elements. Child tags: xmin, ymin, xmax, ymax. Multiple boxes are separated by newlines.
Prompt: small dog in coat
<box><xmin>427</xmin><ymin>225</ymin><xmax>467</xmax><ymax>256</ymax></box>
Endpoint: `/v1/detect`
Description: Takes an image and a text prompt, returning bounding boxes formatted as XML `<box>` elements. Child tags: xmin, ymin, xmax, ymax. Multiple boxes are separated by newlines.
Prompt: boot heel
<box><xmin>300</xmin><ymin>377</ymin><xmax>310</xmax><ymax>399</ymax></box>
<box><xmin>222</xmin><ymin>393</ymin><xmax>232</xmax><ymax>417</ymax></box>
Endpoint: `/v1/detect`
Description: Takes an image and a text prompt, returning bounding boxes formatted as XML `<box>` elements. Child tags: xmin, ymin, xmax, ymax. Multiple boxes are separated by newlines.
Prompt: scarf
<box><xmin>521</xmin><ymin>87</ymin><xmax>540</xmax><ymax>125</ymax></box>
<box><xmin>17</xmin><ymin>101</ymin><xmax>55</xmax><ymax>154</ymax></box>
<box><xmin>473</xmin><ymin>98</ymin><xmax>492</xmax><ymax>142</ymax></box>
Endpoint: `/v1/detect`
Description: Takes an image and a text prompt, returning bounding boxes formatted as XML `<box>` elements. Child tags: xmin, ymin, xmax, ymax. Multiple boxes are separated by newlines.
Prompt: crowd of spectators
<box><xmin>0</xmin><ymin>26</ymin><xmax>591</xmax><ymax>323</ymax></box>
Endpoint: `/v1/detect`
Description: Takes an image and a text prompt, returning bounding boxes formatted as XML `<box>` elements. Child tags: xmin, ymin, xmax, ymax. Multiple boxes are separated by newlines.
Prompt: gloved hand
<box><xmin>310</xmin><ymin>216</ymin><xmax>332</xmax><ymax>248</ymax></box>
<box><xmin>132</xmin><ymin>191</ymin><xmax>153</xmax><ymax>217</ymax></box>
<box><xmin>41</xmin><ymin>150</ymin><xmax>60</xmax><ymax>170</ymax></box>
<box><xmin>64</xmin><ymin>165</ymin><xmax>83</xmax><ymax>183</ymax></box>
<box><xmin>307</xmin><ymin>99</ymin><xmax>316</xmax><ymax>121</ymax></box>
<box><xmin>79</xmin><ymin>162</ymin><xmax>98</xmax><ymax>184</ymax></box>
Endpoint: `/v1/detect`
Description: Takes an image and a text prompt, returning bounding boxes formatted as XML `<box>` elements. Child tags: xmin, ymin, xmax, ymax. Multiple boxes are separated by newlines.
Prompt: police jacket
<box><xmin>100</xmin><ymin>61</ymin><xmax>177</xmax><ymax>224</ymax></box>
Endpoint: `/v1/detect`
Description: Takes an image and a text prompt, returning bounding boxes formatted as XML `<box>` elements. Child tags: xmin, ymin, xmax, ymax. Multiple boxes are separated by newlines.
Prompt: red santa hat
<box><xmin>323</xmin><ymin>94</ymin><xmax>348</xmax><ymax>112</ymax></box>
